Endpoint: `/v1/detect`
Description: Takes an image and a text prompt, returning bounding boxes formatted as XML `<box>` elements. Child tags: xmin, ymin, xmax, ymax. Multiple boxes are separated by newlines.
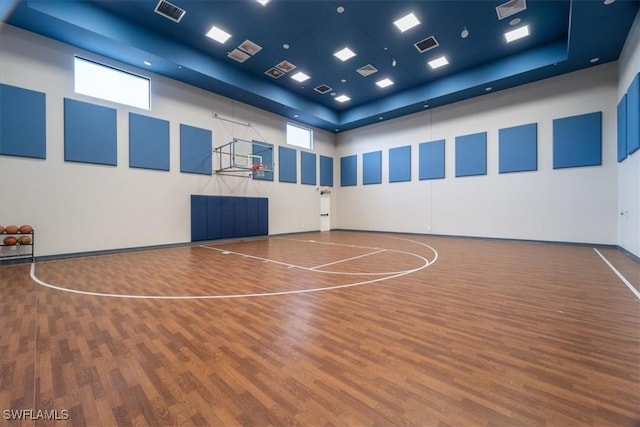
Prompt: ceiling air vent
<box><xmin>275</xmin><ymin>60</ymin><xmax>296</xmax><ymax>73</ymax></box>
<box><xmin>414</xmin><ymin>36</ymin><xmax>439</xmax><ymax>53</ymax></box>
<box><xmin>238</xmin><ymin>40</ymin><xmax>262</xmax><ymax>56</ymax></box>
<box><xmin>265</xmin><ymin>67</ymin><xmax>285</xmax><ymax>79</ymax></box>
<box><xmin>496</xmin><ymin>0</ymin><xmax>527</xmax><ymax>20</ymax></box>
<box><xmin>228</xmin><ymin>49</ymin><xmax>250</xmax><ymax>63</ymax></box>
<box><xmin>356</xmin><ymin>64</ymin><xmax>378</xmax><ymax>77</ymax></box>
<box><xmin>154</xmin><ymin>0</ymin><xmax>186</xmax><ymax>23</ymax></box>
<box><xmin>314</xmin><ymin>84</ymin><xmax>332</xmax><ymax>94</ymax></box>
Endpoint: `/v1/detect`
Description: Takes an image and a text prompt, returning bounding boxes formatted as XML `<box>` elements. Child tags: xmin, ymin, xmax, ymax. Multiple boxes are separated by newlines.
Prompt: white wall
<box><xmin>617</xmin><ymin>11</ymin><xmax>640</xmax><ymax>258</ymax></box>
<box><xmin>0</xmin><ymin>25</ymin><xmax>336</xmax><ymax>257</ymax></box>
<box><xmin>336</xmin><ymin>63</ymin><xmax>620</xmax><ymax>245</ymax></box>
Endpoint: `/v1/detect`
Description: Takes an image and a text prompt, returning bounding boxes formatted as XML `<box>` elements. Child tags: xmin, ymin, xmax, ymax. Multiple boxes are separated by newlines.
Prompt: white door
<box><xmin>320</xmin><ymin>193</ymin><xmax>330</xmax><ymax>231</ymax></box>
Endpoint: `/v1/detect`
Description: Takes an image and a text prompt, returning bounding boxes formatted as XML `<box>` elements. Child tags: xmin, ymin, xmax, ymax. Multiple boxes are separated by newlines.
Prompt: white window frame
<box><xmin>74</xmin><ymin>56</ymin><xmax>150</xmax><ymax>110</ymax></box>
<box><xmin>286</xmin><ymin>123</ymin><xmax>313</xmax><ymax>150</ymax></box>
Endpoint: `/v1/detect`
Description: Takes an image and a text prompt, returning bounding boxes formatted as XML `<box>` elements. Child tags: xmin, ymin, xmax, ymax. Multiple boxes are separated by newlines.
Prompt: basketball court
<box><xmin>1</xmin><ymin>231</ymin><xmax>638</xmax><ymax>426</ymax></box>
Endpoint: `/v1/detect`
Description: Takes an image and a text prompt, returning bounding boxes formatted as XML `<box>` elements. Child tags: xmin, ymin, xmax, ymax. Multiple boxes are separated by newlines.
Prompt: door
<box><xmin>320</xmin><ymin>192</ymin><xmax>330</xmax><ymax>231</ymax></box>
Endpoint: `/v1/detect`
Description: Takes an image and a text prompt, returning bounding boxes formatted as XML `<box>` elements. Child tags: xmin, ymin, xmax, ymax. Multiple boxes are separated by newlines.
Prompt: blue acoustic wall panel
<box><xmin>64</xmin><ymin>98</ymin><xmax>117</xmax><ymax>165</ymax></box>
<box><xmin>389</xmin><ymin>145</ymin><xmax>411</xmax><ymax>183</ymax></box>
<box><xmin>0</xmin><ymin>84</ymin><xmax>46</xmax><ymax>159</ymax></box>
<box><xmin>553</xmin><ymin>111</ymin><xmax>602</xmax><ymax>169</ymax></box>
<box><xmin>618</xmin><ymin>95</ymin><xmax>628</xmax><ymax>162</ymax></box>
<box><xmin>419</xmin><ymin>140</ymin><xmax>445</xmax><ymax>180</ymax></box>
<box><xmin>252</xmin><ymin>141</ymin><xmax>274</xmax><ymax>181</ymax></box>
<box><xmin>279</xmin><ymin>146</ymin><xmax>297</xmax><ymax>183</ymax></box>
<box><xmin>129</xmin><ymin>113</ymin><xmax>170</xmax><ymax>171</ymax></box>
<box><xmin>320</xmin><ymin>155</ymin><xmax>333</xmax><ymax>187</ymax></box>
<box><xmin>340</xmin><ymin>155</ymin><xmax>357</xmax><ymax>186</ymax></box>
<box><xmin>455</xmin><ymin>132</ymin><xmax>487</xmax><ymax>177</ymax></box>
<box><xmin>301</xmin><ymin>151</ymin><xmax>317</xmax><ymax>185</ymax></box>
<box><xmin>191</xmin><ymin>195</ymin><xmax>268</xmax><ymax>241</ymax></box>
<box><xmin>363</xmin><ymin>150</ymin><xmax>382</xmax><ymax>185</ymax></box>
<box><xmin>180</xmin><ymin>124</ymin><xmax>212</xmax><ymax>175</ymax></box>
<box><xmin>627</xmin><ymin>73</ymin><xmax>640</xmax><ymax>155</ymax></box>
<box><xmin>498</xmin><ymin>123</ymin><xmax>537</xmax><ymax>173</ymax></box>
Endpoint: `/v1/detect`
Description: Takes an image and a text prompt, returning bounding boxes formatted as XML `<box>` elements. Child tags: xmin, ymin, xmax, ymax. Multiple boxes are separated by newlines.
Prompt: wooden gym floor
<box><xmin>0</xmin><ymin>231</ymin><xmax>638</xmax><ymax>426</ymax></box>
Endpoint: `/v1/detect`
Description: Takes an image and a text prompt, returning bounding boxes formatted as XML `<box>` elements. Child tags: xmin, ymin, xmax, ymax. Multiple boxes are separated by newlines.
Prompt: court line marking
<box><xmin>593</xmin><ymin>248</ymin><xmax>640</xmax><ymax>300</ymax></box>
<box><xmin>310</xmin><ymin>250</ymin><xmax>385</xmax><ymax>270</ymax></box>
<box><xmin>199</xmin><ymin>245</ymin><xmax>426</xmax><ymax>276</ymax></box>
<box><xmin>30</xmin><ymin>237</ymin><xmax>438</xmax><ymax>300</ymax></box>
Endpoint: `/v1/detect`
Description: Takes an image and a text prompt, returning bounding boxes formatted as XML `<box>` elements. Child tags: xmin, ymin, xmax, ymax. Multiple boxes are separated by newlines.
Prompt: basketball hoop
<box><xmin>252</xmin><ymin>163</ymin><xmax>266</xmax><ymax>177</ymax></box>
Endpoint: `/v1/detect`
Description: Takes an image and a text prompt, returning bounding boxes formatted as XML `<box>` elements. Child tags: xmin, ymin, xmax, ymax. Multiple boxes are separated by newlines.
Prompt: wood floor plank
<box><xmin>1</xmin><ymin>231</ymin><xmax>638</xmax><ymax>426</ymax></box>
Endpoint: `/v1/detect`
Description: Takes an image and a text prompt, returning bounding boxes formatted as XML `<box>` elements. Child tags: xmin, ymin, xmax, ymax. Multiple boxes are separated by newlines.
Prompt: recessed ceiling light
<box><xmin>294</xmin><ymin>114</ymin><xmax>299</xmax><ymax>118</ymax></box>
<box><xmin>256</xmin><ymin>0</ymin><xmax>270</xmax><ymax>5</ymax></box>
<box><xmin>335</xmin><ymin>94</ymin><xmax>351</xmax><ymax>103</ymax></box>
<box><xmin>461</xmin><ymin>27</ymin><xmax>469</xmax><ymax>38</ymax></box>
<box><xmin>590</xmin><ymin>57</ymin><xmax>600</xmax><ymax>63</ymax></box>
<box><xmin>509</xmin><ymin>18</ymin><xmax>521</xmax><ymax>26</ymax></box>
<box><xmin>394</xmin><ymin>12</ymin><xmax>420</xmax><ymax>32</ymax></box>
<box><xmin>337</xmin><ymin>6</ymin><xmax>345</xmax><ymax>13</ymax></box>
<box><xmin>291</xmin><ymin>71</ymin><xmax>310</xmax><ymax>82</ymax></box>
<box><xmin>379</xmin><ymin>116</ymin><xmax>384</xmax><ymax>120</ymax></box>
<box><xmin>334</xmin><ymin>47</ymin><xmax>356</xmax><ymax>62</ymax></box>
<box><xmin>341</xmin><ymin>78</ymin><xmax>347</xmax><ymax>83</ymax></box>
<box><xmin>143</xmin><ymin>60</ymin><xmax>152</xmax><ymax>66</ymax></box>
<box><xmin>428</xmin><ymin>56</ymin><xmax>449</xmax><ymax>69</ymax></box>
<box><xmin>283</xmin><ymin>43</ymin><xmax>290</xmax><ymax>49</ymax></box>
<box><xmin>206</xmin><ymin>26</ymin><xmax>232</xmax><ymax>44</ymax></box>
<box><xmin>376</xmin><ymin>78</ymin><xmax>394</xmax><ymax>88</ymax></box>
<box><xmin>603</xmin><ymin>0</ymin><xmax>615</xmax><ymax>4</ymax></box>
<box><xmin>485</xmin><ymin>87</ymin><xmax>492</xmax><ymax>91</ymax></box>
<box><xmin>505</xmin><ymin>25</ymin><xmax>530</xmax><ymax>43</ymax></box>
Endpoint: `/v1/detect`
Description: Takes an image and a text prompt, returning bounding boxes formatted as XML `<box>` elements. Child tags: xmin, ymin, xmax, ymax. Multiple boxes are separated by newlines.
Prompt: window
<box><xmin>74</xmin><ymin>56</ymin><xmax>150</xmax><ymax>110</ymax></box>
<box><xmin>286</xmin><ymin>123</ymin><xmax>313</xmax><ymax>149</ymax></box>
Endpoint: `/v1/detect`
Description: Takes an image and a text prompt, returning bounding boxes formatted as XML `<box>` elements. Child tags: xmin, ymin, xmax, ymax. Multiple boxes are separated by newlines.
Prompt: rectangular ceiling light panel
<box><xmin>428</xmin><ymin>56</ymin><xmax>449</xmax><ymax>69</ymax></box>
<box><xmin>334</xmin><ymin>47</ymin><xmax>356</xmax><ymax>62</ymax></box>
<box><xmin>206</xmin><ymin>26</ymin><xmax>231</xmax><ymax>43</ymax></box>
<box><xmin>505</xmin><ymin>25</ymin><xmax>530</xmax><ymax>42</ymax></box>
<box><xmin>394</xmin><ymin>12</ymin><xmax>420</xmax><ymax>32</ymax></box>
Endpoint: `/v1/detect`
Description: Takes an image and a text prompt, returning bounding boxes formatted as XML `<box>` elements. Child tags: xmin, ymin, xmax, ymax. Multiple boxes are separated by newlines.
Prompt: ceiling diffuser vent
<box><xmin>154</xmin><ymin>0</ymin><xmax>186</xmax><ymax>23</ymax></box>
<box><xmin>496</xmin><ymin>0</ymin><xmax>527</xmax><ymax>20</ymax></box>
<box><xmin>414</xmin><ymin>36</ymin><xmax>439</xmax><ymax>53</ymax></box>
<box><xmin>314</xmin><ymin>84</ymin><xmax>332</xmax><ymax>94</ymax></box>
<box><xmin>238</xmin><ymin>40</ymin><xmax>262</xmax><ymax>56</ymax></box>
<box><xmin>356</xmin><ymin>64</ymin><xmax>378</xmax><ymax>77</ymax></box>
<box><xmin>228</xmin><ymin>49</ymin><xmax>250</xmax><ymax>63</ymax></box>
<box><xmin>275</xmin><ymin>60</ymin><xmax>296</xmax><ymax>73</ymax></box>
<box><xmin>265</xmin><ymin>67</ymin><xmax>285</xmax><ymax>79</ymax></box>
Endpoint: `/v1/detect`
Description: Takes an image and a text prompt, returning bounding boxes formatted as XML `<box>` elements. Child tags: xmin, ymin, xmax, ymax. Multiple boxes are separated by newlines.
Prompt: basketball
<box><xmin>3</xmin><ymin>236</ymin><xmax>18</xmax><ymax>246</ymax></box>
<box><xmin>4</xmin><ymin>225</ymin><xmax>19</xmax><ymax>234</ymax></box>
<box><xmin>17</xmin><ymin>236</ymin><xmax>31</xmax><ymax>245</ymax></box>
<box><xmin>19</xmin><ymin>225</ymin><xmax>33</xmax><ymax>234</ymax></box>
<box><xmin>0</xmin><ymin>225</ymin><xmax>4</xmax><ymax>234</ymax></box>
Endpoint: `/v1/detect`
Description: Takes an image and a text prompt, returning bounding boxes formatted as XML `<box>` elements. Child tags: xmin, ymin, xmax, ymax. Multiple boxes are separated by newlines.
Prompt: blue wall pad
<box><xmin>455</xmin><ymin>132</ymin><xmax>487</xmax><ymax>177</ymax></box>
<box><xmin>340</xmin><ymin>155</ymin><xmax>357</xmax><ymax>186</ymax></box>
<box><xmin>191</xmin><ymin>195</ymin><xmax>268</xmax><ymax>241</ymax></box>
<box><xmin>252</xmin><ymin>141</ymin><xmax>274</xmax><ymax>181</ymax></box>
<box><xmin>301</xmin><ymin>151</ymin><xmax>317</xmax><ymax>185</ymax></box>
<box><xmin>279</xmin><ymin>146</ymin><xmax>297</xmax><ymax>183</ymax></box>
<box><xmin>627</xmin><ymin>73</ymin><xmax>640</xmax><ymax>155</ymax></box>
<box><xmin>499</xmin><ymin>123</ymin><xmax>537</xmax><ymax>173</ymax></box>
<box><xmin>389</xmin><ymin>145</ymin><xmax>411</xmax><ymax>183</ymax></box>
<box><xmin>0</xmin><ymin>84</ymin><xmax>46</xmax><ymax>159</ymax></box>
<box><xmin>64</xmin><ymin>98</ymin><xmax>117</xmax><ymax>165</ymax></box>
<box><xmin>363</xmin><ymin>150</ymin><xmax>382</xmax><ymax>185</ymax></box>
<box><xmin>618</xmin><ymin>95</ymin><xmax>628</xmax><ymax>163</ymax></box>
<box><xmin>129</xmin><ymin>113</ymin><xmax>170</xmax><ymax>171</ymax></box>
<box><xmin>180</xmin><ymin>124</ymin><xmax>212</xmax><ymax>175</ymax></box>
<box><xmin>320</xmin><ymin>155</ymin><xmax>333</xmax><ymax>187</ymax></box>
<box><xmin>553</xmin><ymin>111</ymin><xmax>602</xmax><ymax>169</ymax></box>
<box><xmin>419</xmin><ymin>140</ymin><xmax>445</xmax><ymax>180</ymax></box>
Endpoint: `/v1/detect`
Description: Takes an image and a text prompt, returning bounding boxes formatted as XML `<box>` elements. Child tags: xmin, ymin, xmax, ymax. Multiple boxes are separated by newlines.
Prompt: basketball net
<box><xmin>252</xmin><ymin>163</ymin><xmax>266</xmax><ymax>177</ymax></box>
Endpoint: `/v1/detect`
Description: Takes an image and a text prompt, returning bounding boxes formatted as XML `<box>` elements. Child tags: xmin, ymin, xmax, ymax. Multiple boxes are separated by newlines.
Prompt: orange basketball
<box><xmin>0</xmin><ymin>225</ymin><xmax>4</xmax><ymax>234</ymax></box>
<box><xmin>4</xmin><ymin>225</ymin><xmax>18</xmax><ymax>234</ymax></box>
<box><xmin>19</xmin><ymin>225</ymin><xmax>33</xmax><ymax>234</ymax></box>
<box><xmin>17</xmin><ymin>236</ymin><xmax>31</xmax><ymax>245</ymax></box>
<box><xmin>3</xmin><ymin>236</ymin><xmax>18</xmax><ymax>246</ymax></box>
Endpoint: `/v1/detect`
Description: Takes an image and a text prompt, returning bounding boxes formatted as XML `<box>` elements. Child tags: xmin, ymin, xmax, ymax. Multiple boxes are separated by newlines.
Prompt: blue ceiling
<box><xmin>3</xmin><ymin>0</ymin><xmax>638</xmax><ymax>132</ymax></box>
